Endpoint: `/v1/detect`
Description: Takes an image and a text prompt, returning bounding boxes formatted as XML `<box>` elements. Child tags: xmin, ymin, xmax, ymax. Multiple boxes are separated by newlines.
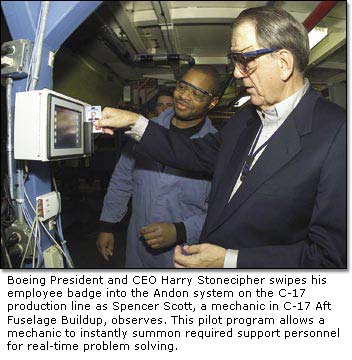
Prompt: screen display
<box><xmin>54</xmin><ymin>105</ymin><xmax>82</xmax><ymax>149</ymax></box>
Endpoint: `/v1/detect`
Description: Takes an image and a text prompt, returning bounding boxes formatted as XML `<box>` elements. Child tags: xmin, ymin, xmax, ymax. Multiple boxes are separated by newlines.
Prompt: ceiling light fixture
<box><xmin>308</xmin><ymin>27</ymin><xmax>329</xmax><ymax>49</ymax></box>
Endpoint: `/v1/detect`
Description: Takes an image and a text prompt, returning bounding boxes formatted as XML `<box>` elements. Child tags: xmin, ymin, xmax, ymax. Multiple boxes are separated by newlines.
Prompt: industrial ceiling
<box><xmin>62</xmin><ymin>1</ymin><xmax>347</xmax><ymax>104</ymax></box>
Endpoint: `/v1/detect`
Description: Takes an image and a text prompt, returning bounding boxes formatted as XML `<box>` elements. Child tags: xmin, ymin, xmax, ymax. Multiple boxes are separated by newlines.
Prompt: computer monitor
<box><xmin>48</xmin><ymin>95</ymin><xmax>84</xmax><ymax>159</ymax></box>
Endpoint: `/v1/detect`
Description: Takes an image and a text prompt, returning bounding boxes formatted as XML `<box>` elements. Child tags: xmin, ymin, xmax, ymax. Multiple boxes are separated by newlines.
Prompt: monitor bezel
<box><xmin>48</xmin><ymin>94</ymin><xmax>85</xmax><ymax>160</ymax></box>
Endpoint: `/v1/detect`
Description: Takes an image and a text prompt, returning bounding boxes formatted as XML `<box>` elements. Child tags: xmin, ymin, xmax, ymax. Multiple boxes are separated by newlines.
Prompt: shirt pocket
<box><xmin>178</xmin><ymin>178</ymin><xmax>208</xmax><ymax>208</ymax></box>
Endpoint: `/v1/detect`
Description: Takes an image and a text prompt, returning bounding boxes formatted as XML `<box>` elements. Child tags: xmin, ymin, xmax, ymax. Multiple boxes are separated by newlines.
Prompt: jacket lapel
<box><xmin>205</xmin><ymin>112</ymin><xmax>260</xmax><ymax>232</ymax></box>
<box><xmin>225</xmin><ymin>116</ymin><xmax>301</xmax><ymax>212</ymax></box>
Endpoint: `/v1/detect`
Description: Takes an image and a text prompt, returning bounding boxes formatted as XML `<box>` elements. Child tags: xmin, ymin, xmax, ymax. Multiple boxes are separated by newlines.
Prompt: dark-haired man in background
<box><xmin>96</xmin><ymin>7</ymin><xmax>346</xmax><ymax>268</ymax></box>
<box><xmin>155</xmin><ymin>90</ymin><xmax>174</xmax><ymax>116</ymax></box>
<box><xmin>97</xmin><ymin>66</ymin><xmax>219</xmax><ymax>267</ymax></box>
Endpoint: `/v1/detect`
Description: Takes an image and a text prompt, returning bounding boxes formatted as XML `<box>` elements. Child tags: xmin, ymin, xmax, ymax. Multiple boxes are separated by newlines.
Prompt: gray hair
<box><xmin>232</xmin><ymin>6</ymin><xmax>309</xmax><ymax>73</ymax></box>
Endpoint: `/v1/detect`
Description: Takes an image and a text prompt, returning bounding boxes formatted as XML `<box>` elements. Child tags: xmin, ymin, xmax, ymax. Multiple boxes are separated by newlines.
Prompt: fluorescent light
<box><xmin>234</xmin><ymin>95</ymin><xmax>250</xmax><ymax>107</ymax></box>
<box><xmin>308</xmin><ymin>27</ymin><xmax>328</xmax><ymax>49</ymax></box>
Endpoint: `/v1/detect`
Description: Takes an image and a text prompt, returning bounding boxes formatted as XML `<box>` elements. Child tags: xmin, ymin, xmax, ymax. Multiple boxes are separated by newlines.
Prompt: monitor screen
<box><xmin>54</xmin><ymin>105</ymin><xmax>82</xmax><ymax>149</ymax></box>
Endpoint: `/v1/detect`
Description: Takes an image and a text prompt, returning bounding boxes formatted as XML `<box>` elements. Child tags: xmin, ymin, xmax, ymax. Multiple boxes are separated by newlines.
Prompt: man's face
<box><xmin>173</xmin><ymin>69</ymin><xmax>216</xmax><ymax>121</ymax></box>
<box><xmin>231</xmin><ymin>22</ymin><xmax>283</xmax><ymax>109</ymax></box>
<box><xmin>156</xmin><ymin>95</ymin><xmax>174</xmax><ymax>115</ymax></box>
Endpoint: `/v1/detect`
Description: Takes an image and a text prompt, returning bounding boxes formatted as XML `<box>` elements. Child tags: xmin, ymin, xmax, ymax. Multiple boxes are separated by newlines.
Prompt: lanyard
<box><xmin>240</xmin><ymin>125</ymin><xmax>270</xmax><ymax>182</ymax></box>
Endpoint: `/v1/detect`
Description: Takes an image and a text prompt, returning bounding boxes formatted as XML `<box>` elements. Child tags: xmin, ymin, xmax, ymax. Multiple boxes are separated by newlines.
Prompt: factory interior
<box><xmin>1</xmin><ymin>1</ymin><xmax>347</xmax><ymax>268</ymax></box>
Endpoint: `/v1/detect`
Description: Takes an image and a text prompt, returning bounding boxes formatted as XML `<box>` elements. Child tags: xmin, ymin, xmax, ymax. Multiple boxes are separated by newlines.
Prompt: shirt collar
<box><xmin>256</xmin><ymin>78</ymin><xmax>310</xmax><ymax>128</ymax></box>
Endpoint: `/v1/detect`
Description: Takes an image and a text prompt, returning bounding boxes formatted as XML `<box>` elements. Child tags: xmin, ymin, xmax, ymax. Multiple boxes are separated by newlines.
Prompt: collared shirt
<box><xmin>229</xmin><ymin>79</ymin><xmax>310</xmax><ymax>200</ymax></box>
<box><xmin>102</xmin><ymin>108</ymin><xmax>217</xmax><ymax>268</ymax></box>
<box><xmin>224</xmin><ymin>78</ymin><xmax>310</xmax><ymax>268</ymax></box>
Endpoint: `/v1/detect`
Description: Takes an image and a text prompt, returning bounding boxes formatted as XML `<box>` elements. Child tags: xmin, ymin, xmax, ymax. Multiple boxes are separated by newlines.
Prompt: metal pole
<box><xmin>6</xmin><ymin>77</ymin><xmax>14</xmax><ymax>200</ymax></box>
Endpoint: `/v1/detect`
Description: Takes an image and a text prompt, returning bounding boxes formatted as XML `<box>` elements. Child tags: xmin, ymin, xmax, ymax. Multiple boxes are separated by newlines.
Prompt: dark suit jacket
<box><xmin>136</xmin><ymin>87</ymin><xmax>346</xmax><ymax>268</ymax></box>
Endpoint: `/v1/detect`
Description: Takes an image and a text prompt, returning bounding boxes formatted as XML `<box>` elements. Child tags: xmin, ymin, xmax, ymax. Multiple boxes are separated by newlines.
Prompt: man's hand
<box><xmin>96</xmin><ymin>232</ymin><xmax>115</xmax><ymax>261</ymax></box>
<box><xmin>140</xmin><ymin>222</ymin><xmax>177</xmax><ymax>249</ymax></box>
<box><xmin>173</xmin><ymin>243</ymin><xmax>227</xmax><ymax>268</ymax></box>
<box><xmin>94</xmin><ymin>107</ymin><xmax>140</xmax><ymax>135</ymax></box>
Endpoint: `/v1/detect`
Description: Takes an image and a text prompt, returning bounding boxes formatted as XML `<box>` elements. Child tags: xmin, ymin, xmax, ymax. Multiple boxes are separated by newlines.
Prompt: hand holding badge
<box><xmin>85</xmin><ymin>105</ymin><xmax>102</xmax><ymax>133</ymax></box>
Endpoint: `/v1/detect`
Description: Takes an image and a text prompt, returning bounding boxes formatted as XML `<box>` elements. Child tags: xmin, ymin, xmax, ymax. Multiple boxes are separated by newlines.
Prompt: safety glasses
<box><xmin>227</xmin><ymin>47</ymin><xmax>281</xmax><ymax>75</ymax></box>
<box><xmin>175</xmin><ymin>80</ymin><xmax>213</xmax><ymax>102</ymax></box>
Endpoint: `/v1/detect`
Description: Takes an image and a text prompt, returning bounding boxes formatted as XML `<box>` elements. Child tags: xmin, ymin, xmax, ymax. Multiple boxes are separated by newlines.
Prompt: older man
<box><xmin>96</xmin><ymin>65</ymin><xmax>219</xmax><ymax>268</ymax></box>
<box><xmin>96</xmin><ymin>7</ymin><xmax>346</xmax><ymax>268</ymax></box>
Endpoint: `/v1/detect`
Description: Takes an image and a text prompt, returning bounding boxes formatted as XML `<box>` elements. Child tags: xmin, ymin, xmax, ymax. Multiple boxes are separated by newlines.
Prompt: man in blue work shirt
<box><xmin>96</xmin><ymin>65</ymin><xmax>219</xmax><ymax>268</ymax></box>
<box><xmin>154</xmin><ymin>89</ymin><xmax>174</xmax><ymax>116</ymax></box>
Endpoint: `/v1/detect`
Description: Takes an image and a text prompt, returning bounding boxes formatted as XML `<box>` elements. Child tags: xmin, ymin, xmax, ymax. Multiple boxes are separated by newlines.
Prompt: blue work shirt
<box><xmin>99</xmin><ymin>108</ymin><xmax>217</xmax><ymax>268</ymax></box>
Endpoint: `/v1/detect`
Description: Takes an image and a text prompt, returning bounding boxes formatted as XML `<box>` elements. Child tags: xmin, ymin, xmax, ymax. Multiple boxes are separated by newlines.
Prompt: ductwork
<box><xmin>99</xmin><ymin>24</ymin><xmax>195</xmax><ymax>71</ymax></box>
<box><xmin>133</xmin><ymin>53</ymin><xmax>195</xmax><ymax>67</ymax></box>
<box><xmin>303</xmin><ymin>1</ymin><xmax>338</xmax><ymax>32</ymax></box>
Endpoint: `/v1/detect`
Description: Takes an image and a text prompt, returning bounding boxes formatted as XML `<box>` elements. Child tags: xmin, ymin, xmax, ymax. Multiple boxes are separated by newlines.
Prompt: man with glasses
<box><xmin>96</xmin><ymin>7</ymin><xmax>346</xmax><ymax>268</ymax></box>
<box><xmin>96</xmin><ymin>65</ymin><xmax>219</xmax><ymax>268</ymax></box>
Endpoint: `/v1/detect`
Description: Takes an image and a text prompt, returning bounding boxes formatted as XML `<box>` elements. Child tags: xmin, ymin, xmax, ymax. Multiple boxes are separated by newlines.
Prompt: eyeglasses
<box><xmin>175</xmin><ymin>80</ymin><xmax>213</xmax><ymax>102</ymax></box>
<box><xmin>227</xmin><ymin>47</ymin><xmax>281</xmax><ymax>75</ymax></box>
